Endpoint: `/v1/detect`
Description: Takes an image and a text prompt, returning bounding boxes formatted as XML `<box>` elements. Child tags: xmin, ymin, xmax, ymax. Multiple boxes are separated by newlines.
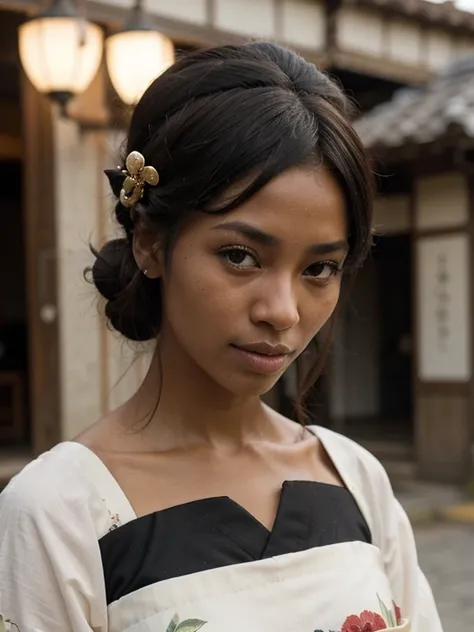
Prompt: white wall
<box><xmin>415</xmin><ymin>173</ymin><xmax>469</xmax><ymax>230</ymax></box>
<box><xmin>337</xmin><ymin>6</ymin><xmax>385</xmax><ymax>58</ymax></box>
<box><xmin>54</xmin><ymin>118</ymin><xmax>102</xmax><ymax>440</ymax></box>
<box><xmin>413</xmin><ymin>170</ymin><xmax>471</xmax><ymax>383</ymax></box>
<box><xmin>417</xmin><ymin>233</ymin><xmax>471</xmax><ymax>382</ymax></box>
<box><xmin>54</xmin><ymin>121</ymin><xmax>151</xmax><ymax>440</ymax></box>
<box><xmin>91</xmin><ymin>0</ymin><xmax>327</xmax><ymax>50</ymax></box>
<box><xmin>336</xmin><ymin>4</ymin><xmax>474</xmax><ymax>70</ymax></box>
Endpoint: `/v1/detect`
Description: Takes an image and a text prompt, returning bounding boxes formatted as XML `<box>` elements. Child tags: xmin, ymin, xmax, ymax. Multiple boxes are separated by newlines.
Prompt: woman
<box><xmin>0</xmin><ymin>42</ymin><xmax>442</xmax><ymax>632</ymax></box>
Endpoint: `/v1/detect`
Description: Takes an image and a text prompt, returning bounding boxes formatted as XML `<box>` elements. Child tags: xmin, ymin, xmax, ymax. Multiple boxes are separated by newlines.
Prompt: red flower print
<box><xmin>341</xmin><ymin>610</ymin><xmax>387</xmax><ymax>632</ymax></box>
<box><xmin>392</xmin><ymin>602</ymin><xmax>402</xmax><ymax>625</ymax></box>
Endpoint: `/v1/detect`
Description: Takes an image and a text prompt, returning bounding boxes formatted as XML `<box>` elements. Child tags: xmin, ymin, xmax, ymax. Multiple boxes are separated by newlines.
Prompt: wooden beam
<box><xmin>332</xmin><ymin>49</ymin><xmax>433</xmax><ymax>84</ymax></box>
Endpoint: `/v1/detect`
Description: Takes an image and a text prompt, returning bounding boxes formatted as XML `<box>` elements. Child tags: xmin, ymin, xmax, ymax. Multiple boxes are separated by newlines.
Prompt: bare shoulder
<box><xmin>76</xmin><ymin>412</ymin><xmax>118</xmax><ymax>451</ymax></box>
<box><xmin>263</xmin><ymin>407</ymin><xmax>345</xmax><ymax>486</ymax></box>
<box><xmin>74</xmin><ymin>408</ymin><xmax>151</xmax><ymax>494</ymax></box>
<box><xmin>262</xmin><ymin>404</ymin><xmax>314</xmax><ymax>444</ymax></box>
<box><xmin>75</xmin><ymin>405</ymin><xmax>137</xmax><ymax>457</ymax></box>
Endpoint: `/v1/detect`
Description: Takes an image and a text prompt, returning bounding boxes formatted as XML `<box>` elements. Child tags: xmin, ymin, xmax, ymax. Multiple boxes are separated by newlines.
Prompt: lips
<box><xmin>230</xmin><ymin>342</ymin><xmax>294</xmax><ymax>375</ymax></box>
<box><xmin>234</xmin><ymin>341</ymin><xmax>292</xmax><ymax>357</ymax></box>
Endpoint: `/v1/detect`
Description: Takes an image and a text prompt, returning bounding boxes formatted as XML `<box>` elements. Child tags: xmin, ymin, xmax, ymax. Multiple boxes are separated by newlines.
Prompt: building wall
<box><xmin>54</xmin><ymin>118</ymin><xmax>101</xmax><ymax>439</ymax></box>
<box><xmin>415</xmin><ymin>172</ymin><xmax>470</xmax><ymax>383</ymax></box>
<box><xmin>336</xmin><ymin>5</ymin><xmax>474</xmax><ymax>69</ymax></box>
<box><xmin>54</xmin><ymin>119</ymin><xmax>151</xmax><ymax>439</ymax></box>
<box><xmin>415</xmin><ymin>173</ymin><xmax>469</xmax><ymax>231</ymax></box>
<box><xmin>413</xmin><ymin>171</ymin><xmax>472</xmax><ymax>481</ymax></box>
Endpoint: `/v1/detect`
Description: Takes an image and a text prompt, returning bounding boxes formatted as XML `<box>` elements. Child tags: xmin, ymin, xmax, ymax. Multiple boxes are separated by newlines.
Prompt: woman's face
<box><xmin>160</xmin><ymin>166</ymin><xmax>348</xmax><ymax>397</ymax></box>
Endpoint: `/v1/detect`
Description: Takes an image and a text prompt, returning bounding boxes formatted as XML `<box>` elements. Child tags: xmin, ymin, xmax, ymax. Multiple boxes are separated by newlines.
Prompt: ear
<box><xmin>132</xmin><ymin>229</ymin><xmax>163</xmax><ymax>279</ymax></box>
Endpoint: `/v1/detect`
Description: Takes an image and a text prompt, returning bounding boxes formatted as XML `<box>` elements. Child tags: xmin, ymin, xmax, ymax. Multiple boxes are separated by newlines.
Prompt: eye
<box><xmin>304</xmin><ymin>260</ymin><xmax>342</xmax><ymax>282</ymax></box>
<box><xmin>219</xmin><ymin>246</ymin><xmax>259</xmax><ymax>269</ymax></box>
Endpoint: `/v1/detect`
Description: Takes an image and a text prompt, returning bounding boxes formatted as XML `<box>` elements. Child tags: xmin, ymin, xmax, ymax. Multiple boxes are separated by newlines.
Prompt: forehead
<box><xmin>202</xmin><ymin>166</ymin><xmax>347</xmax><ymax>242</ymax></box>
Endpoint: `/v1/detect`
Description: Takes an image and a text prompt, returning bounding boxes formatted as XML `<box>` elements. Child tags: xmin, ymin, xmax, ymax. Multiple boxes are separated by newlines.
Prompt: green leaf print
<box><xmin>377</xmin><ymin>594</ymin><xmax>396</xmax><ymax>627</ymax></box>
<box><xmin>175</xmin><ymin>620</ymin><xmax>207</xmax><ymax>632</ymax></box>
<box><xmin>0</xmin><ymin>616</ymin><xmax>20</xmax><ymax>632</ymax></box>
<box><xmin>165</xmin><ymin>616</ymin><xmax>207</xmax><ymax>632</ymax></box>
<box><xmin>166</xmin><ymin>615</ymin><xmax>179</xmax><ymax>632</ymax></box>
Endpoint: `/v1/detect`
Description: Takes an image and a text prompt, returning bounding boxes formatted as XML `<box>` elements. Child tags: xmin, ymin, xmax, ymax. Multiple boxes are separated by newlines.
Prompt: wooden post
<box><xmin>21</xmin><ymin>74</ymin><xmax>61</xmax><ymax>455</ymax></box>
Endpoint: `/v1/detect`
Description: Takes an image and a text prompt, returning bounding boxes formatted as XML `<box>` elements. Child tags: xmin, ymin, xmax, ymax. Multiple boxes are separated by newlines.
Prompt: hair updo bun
<box><xmin>92</xmin><ymin>41</ymin><xmax>373</xmax><ymax>343</ymax></box>
<box><xmin>92</xmin><ymin>238</ymin><xmax>129</xmax><ymax>303</ymax></box>
<box><xmin>91</xmin><ymin>237</ymin><xmax>161</xmax><ymax>342</ymax></box>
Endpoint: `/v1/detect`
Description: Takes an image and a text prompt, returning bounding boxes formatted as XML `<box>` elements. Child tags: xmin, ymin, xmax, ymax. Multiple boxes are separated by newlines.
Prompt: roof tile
<box><xmin>356</xmin><ymin>56</ymin><xmax>474</xmax><ymax>148</ymax></box>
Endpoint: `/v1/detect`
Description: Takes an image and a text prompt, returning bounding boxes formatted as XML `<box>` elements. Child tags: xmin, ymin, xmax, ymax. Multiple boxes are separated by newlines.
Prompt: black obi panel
<box><xmin>99</xmin><ymin>481</ymin><xmax>371</xmax><ymax>605</ymax></box>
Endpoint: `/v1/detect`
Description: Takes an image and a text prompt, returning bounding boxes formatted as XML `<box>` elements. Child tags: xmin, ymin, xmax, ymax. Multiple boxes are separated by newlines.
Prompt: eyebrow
<box><xmin>213</xmin><ymin>220</ymin><xmax>348</xmax><ymax>255</ymax></box>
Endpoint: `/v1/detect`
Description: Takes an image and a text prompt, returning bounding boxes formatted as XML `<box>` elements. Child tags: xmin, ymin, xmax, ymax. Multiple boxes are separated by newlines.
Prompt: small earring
<box><xmin>142</xmin><ymin>268</ymin><xmax>148</xmax><ymax>277</ymax></box>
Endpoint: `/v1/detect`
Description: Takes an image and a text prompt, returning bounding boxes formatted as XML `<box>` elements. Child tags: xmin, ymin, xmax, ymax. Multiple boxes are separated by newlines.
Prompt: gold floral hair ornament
<box><xmin>119</xmin><ymin>151</ymin><xmax>159</xmax><ymax>210</ymax></box>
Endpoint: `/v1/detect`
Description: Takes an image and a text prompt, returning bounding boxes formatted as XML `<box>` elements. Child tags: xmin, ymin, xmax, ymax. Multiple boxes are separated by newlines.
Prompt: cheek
<box><xmin>303</xmin><ymin>283</ymin><xmax>341</xmax><ymax>332</ymax></box>
<box><xmin>162</xmin><ymin>253</ymin><xmax>239</xmax><ymax>335</ymax></box>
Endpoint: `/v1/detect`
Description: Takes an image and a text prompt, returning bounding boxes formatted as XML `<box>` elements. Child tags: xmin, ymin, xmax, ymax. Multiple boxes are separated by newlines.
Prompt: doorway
<box><xmin>376</xmin><ymin>234</ymin><xmax>413</xmax><ymax>435</ymax></box>
<box><xmin>330</xmin><ymin>233</ymin><xmax>413</xmax><ymax>442</ymax></box>
<box><xmin>0</xmin><ymin>10</ymin><xmax>30</xmax><ymax>458</ymax></box>
<box><xmin>0</xmin><ymin>162</ymin><xmax>29</xmax><ymax>450</ymax></box>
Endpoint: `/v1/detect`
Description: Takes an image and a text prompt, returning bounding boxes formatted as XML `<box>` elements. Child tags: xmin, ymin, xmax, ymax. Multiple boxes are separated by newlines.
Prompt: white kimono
<box><xmin>0</xmin><ymin>426</ymin><xmax>443</xmax><ymax>632</ymax></box>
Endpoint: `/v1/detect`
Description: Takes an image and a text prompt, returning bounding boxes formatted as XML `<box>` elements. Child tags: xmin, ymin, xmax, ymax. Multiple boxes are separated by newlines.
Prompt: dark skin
<box><xmin>79</xmin><ymin>166</ymin><xmax>348</xmax><ymax>531</ymax></box>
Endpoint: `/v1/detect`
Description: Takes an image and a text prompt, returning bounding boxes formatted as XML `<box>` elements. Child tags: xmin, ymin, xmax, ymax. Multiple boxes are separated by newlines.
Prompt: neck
<box><xmin>128</xmin><ymin>333</ymin><xmax>277</xmax><ymax>449</ymax></box>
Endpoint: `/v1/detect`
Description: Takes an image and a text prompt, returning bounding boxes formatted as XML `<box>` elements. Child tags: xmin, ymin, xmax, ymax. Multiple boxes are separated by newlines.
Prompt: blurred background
<box><xmin>1</xmin><ymin>0</ymin><xmax>474</xmax><ymax>626</ymax></box>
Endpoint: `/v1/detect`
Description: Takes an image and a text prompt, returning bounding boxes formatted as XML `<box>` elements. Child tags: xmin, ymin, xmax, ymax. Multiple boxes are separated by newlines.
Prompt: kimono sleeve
<box><xmin>378</xmin><ymin>483</ymin><xmax>444</xmax><ymax>631</ymax></box>
<box><xmin>0</xmin><ymin>457</ymin><xmax>109</xmax><ymax>632</ymax></box>
<box><xmin>310</xmin><ymin>425</ymin><xmax>444</xmax><ymax>631</ymax></box>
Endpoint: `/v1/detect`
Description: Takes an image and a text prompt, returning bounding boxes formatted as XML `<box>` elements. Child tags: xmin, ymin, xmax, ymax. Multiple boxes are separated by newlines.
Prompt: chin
<box><xmin>216</xmin><ymin>372</ymin><xmax>282</xmax><ymax>399</ymax></box>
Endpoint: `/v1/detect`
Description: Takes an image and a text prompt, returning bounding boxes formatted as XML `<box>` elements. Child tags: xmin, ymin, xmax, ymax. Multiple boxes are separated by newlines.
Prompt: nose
<box><xmin>250</xmin><ymin>275</ymin><xmax>300</xmax><ymax>331</ymax></box>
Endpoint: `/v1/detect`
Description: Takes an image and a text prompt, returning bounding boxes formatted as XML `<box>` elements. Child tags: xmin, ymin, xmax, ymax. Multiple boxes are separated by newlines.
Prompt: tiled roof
<box><xmin>356</xmin><ymin>55</ymin><xmax>474</xmax><ymax>149</ymax></box>
<box><xmin>350</xmin><ymin>0</ymin><xmax>474</xmax><ymax>31</ymax></box>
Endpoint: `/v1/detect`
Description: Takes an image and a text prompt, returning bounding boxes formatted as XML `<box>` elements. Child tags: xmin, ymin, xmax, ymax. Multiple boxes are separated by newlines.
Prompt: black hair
<box><xmin>91</xmin><ymin>41</ymin><xmax>373</xmax><ymax>420</ymax></box>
